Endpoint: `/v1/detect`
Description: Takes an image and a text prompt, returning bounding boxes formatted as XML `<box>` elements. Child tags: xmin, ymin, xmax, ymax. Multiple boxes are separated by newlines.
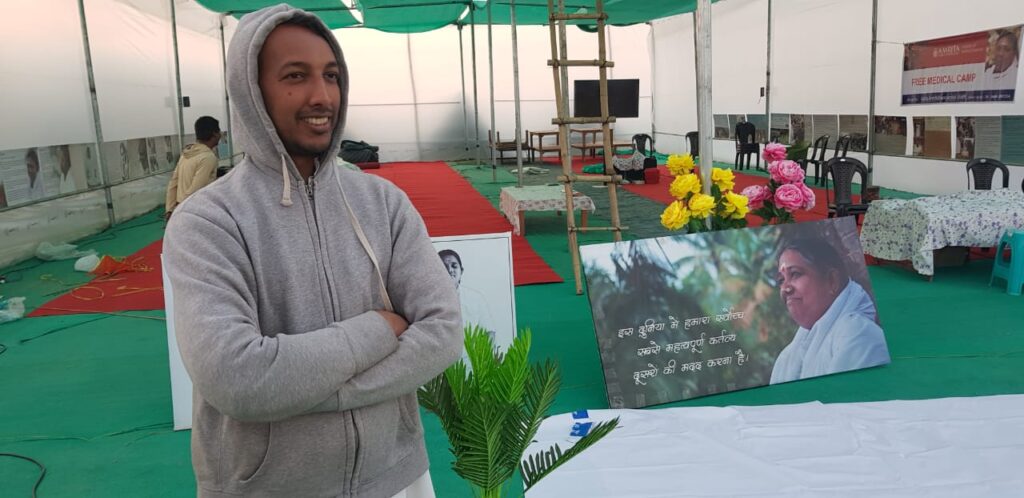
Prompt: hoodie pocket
<box><xmin>397</xmin><ymin>392</ymin><xmax>422</xmax><ymax>435</ymax></box>
<box><xmin>221</xmin><ymin>421</ymin><xmax>271</xmax><ymax>484</ymax></box>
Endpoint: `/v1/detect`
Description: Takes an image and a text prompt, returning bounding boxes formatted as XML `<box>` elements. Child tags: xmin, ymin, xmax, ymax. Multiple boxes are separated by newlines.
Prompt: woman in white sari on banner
<box><xmin>770</xmin><ymin>239</ymin><xmax>890</xmax><ymax>384</ymax></box>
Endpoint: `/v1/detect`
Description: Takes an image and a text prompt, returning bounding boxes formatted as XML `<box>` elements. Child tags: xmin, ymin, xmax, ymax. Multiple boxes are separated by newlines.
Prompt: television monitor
<box><xmin>573</xmin><ymin>79</ymin><xmax>640</xmax><ymax>118</ymax></box>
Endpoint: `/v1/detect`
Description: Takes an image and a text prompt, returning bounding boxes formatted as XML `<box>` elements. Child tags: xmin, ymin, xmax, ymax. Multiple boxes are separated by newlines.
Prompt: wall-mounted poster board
<box><xmin>581</xmin><ymin>218</ymin><xmax>890</xmax><ymax>409</ymax></box>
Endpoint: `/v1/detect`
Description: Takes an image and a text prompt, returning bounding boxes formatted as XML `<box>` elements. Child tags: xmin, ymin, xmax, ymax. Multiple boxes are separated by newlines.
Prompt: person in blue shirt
<box><xmin>770</xmin><ymin>239</ymin><xmax>890</xmax><ymax>384</ymax></box>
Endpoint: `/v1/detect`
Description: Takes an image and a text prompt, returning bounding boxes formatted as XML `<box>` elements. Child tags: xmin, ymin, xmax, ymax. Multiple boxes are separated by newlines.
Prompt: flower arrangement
<box><xmin>739</xmin><ymin>143</ymin><xmax>816</xmax><ymax>224</ymax></box>
<box><xmin>659</xmin><ymin>154</ymin><xmax>749</xmax><ymax>232</ymax></box>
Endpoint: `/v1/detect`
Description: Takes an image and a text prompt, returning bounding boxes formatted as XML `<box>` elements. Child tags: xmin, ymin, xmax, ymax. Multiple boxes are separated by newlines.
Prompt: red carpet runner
<box><xmin>29</xmin><ymin>240</ymin><xmax>165</xmax><ymax>317</ymax></box>
<box><xmin>365</xmin><ymin>162</ymin><xmax>561</xmax><ymax>286</ymax></box>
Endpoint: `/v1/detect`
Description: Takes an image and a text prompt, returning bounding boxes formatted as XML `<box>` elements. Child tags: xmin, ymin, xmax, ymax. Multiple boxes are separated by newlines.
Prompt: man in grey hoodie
<box><xmin>163</xmin><ymin>5</ymin><xmax>462</xmax><ymax>497</ymax></box>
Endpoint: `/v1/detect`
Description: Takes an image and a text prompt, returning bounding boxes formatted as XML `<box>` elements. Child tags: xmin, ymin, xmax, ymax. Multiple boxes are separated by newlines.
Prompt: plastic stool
<box><xmin>990</xmin><ymin>229</ymin><xmax>1024</xmax><ymax>296</ymax></box>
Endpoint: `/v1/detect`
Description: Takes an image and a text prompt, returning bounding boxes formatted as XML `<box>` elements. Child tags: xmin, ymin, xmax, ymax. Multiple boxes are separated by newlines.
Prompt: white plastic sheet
<box><xmin>525</xmin><ymin>395</ymin><xmax>1024</xmax><ymax>497</ymax></box>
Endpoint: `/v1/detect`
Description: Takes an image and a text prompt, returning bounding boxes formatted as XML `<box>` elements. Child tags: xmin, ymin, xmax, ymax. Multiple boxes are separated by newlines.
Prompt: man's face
<box><xmin>441</xmin><ymin>254</ymin><xmax>463</xmax><ymax>288</ymax></box>
<box><xmin>994</xmin><ymin>36</ymin><xmax>1017</xmax><ymax>73</ymax></box>
<box><xmin>258</xmin><ymin>24</ymin><xmax>341</xmax><ymax>160</ymax></box>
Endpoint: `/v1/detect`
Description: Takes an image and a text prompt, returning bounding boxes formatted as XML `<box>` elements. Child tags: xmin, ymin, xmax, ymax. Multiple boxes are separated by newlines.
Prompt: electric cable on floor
<box><xmin>0</xmin><ymin>452</ymin><xmax>46</xmax><ymax>498</ymax></box>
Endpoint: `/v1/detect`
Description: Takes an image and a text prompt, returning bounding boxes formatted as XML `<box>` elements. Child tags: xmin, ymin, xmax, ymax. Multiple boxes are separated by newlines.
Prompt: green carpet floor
<box><xmin>1</xmin><ymin>164</ymin><xmax>1022</xmax><ymax>498</ymax></box>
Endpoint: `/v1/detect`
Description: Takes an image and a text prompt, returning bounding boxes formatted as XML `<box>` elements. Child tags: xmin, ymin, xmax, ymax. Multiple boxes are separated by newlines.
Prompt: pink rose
<box><xmin>799</xmin><ymin>183</ymin><xmax>816</xmax><ymax>210</ymax></box>
<box><xmin>762</xmin><ymin>143</ymin><xmax>787</xmax><ymax>163</ymax></box>
<box><xmin>774</xmin><ymin>183</ymin><xmax>805</xmax><ymax>212</ymax></box>
<box><xmin>740</xmin><ymin>184</ymin><xmax>771</xmax><ymax>210</ymax></box>
<box><xmin>770</xmin><ymin>160</ymin><xmax>805</xmax><ymax>184</ymax></box>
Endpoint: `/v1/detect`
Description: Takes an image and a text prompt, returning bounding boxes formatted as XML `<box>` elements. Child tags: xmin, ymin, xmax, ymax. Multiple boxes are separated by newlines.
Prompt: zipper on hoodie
<box><xmin>307</xmin><ymin>171</ymin><xmax>360</xmax><ymax>493</ymax></box>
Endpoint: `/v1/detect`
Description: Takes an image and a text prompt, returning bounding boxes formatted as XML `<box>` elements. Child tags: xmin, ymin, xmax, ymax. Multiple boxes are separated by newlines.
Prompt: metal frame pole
<box><xmin>511</xmin><ymin>0</ymin><xmax>524</xmax><ymax>187</ymax></box>
<box><xmin>470</xmin><ymin>7</ymin><xmax>481</xmax><ymax>168</ymax></box>
<box><xmin>170</xmin><ymin>0</ymin><xmax>185</xmax><ymax>144</ymax></box>
<box><xmin>76</xmin><ymin>0</ymin><xmax>115</xmax><ymax>226</ymax></box>
<box><xmin>458</xmin><ymin>24</ymin><xmax>470</xmax><ymax>156</ymax></box>
<box><xmin>765</xmin><ymin>0</ymin><xmax>772</xmax><ymax>141</ymax></box>
<box><xmin>487</xmin><ymin>0</ymin><xmax>497</xmax><ymax>181</ymax></box>
<box><xmin>694</xmin><ymin>0</ymin><xmax>714</xmax><ymax>203</ymax></box>
<box><xmin>867</xmin><ymin>0</ymin><xmax>878</xmax><ymax>184</ymax></box>
<box><xmin>220</xmin><ymin>15</ymin><xmax>234</xmax><ymax>165</ymax></box>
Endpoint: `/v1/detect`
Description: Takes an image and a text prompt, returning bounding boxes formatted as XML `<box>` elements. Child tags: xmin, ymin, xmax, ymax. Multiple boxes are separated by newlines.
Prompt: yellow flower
<box><xmin>711</xmin><ymin>167</ymin><xmax>735</xmax><ymax>192</ymax></box>
<box><xmin>660</xmin><ymin>200</ymin><xmax>691</xmax><ymax>230</ymax></box>
<box><xmin>721</xmin><ymin>191</ymin><xmax>750</xmax><ymax>219</ymax></box>
<box><xmin>667</xmin><ymin>154</ymin><xmax>696</xmax><ymax>176</ymax></box>
<box><xmin>688</xmin><ymin>193</ymin><xmax>715</xmax><ymax>218</ymax></box>
<box><xmin>669</xmin><ymin>173</ymin><xmax>701</xmax><ymax>199</ymax></box>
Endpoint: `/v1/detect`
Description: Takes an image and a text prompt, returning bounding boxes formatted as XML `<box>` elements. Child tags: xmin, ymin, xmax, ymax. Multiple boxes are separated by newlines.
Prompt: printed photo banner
<box><xmin>902</xmin><ymin>25</ymin><xmax>1022</xmax><ymax>104</ymax></box>
<box><xmin>581</xmin><ymin>218</ymin><xmax>890</xmax><ymax>409</ymax></box>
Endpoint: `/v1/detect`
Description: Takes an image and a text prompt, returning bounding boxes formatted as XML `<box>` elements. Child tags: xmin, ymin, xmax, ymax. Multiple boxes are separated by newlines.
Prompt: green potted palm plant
<box><xmin>419</xmin><ymin>326</ymin><xmax>618</xmax><ymax>498</ymax></box>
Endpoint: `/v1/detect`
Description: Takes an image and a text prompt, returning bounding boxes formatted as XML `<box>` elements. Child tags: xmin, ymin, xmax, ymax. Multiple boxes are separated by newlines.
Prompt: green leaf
<box><xmin>520</xmin><ymin>417</ymin><xmax>620</xmax><ymax>490</ymax></box>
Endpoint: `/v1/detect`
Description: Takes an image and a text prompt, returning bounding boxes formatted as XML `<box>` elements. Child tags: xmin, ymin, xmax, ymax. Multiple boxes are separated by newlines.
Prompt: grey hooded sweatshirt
<box><xmin>163</xmin><ymin>5</ymin><xmax>462</xmax><ymax>497</ymax></box>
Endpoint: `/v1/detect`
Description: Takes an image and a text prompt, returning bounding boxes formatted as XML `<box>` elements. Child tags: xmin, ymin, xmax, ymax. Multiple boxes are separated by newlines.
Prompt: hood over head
<box><xmin>226</xmin><ymin>4</ymin><xmax>349</xmax><ymax>205</ymax></box>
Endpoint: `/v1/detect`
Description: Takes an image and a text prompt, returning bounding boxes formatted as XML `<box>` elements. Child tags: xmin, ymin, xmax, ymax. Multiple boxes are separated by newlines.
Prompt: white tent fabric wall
<box><xmin>0</xmin><ymin>0</ymin><xmax>229</xmax><ymax>268</ymax></box>
<box><xmin>652</xmin><ymin>0</ymin><xmax>1024</xmax><ymax>195</ymax></box>
<box><xmin>339</xmin><ymin>23</ymin><xmax>653</xmax><ymax>162</ymax></box>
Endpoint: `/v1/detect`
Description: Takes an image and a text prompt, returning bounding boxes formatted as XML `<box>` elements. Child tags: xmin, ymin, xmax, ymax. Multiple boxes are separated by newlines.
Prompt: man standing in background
<box><xmin>165</xmin><ymin>116</ymin><xmax>221</xmax><ymax>220</ymax></box>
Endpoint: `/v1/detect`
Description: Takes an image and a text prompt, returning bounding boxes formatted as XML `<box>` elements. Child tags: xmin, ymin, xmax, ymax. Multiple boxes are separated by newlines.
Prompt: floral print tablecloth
<box><xmin>499</xmin><ymin>185</ymin><xmax>596</xmax><ymax>235</ymax></box>
<box><xmin>860</xmin><ymin>189</ymin><xmax>1024</xmax><ymax>276</ymax></box>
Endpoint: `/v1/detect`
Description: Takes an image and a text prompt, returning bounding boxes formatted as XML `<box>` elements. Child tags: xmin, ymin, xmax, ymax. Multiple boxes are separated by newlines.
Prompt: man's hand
<box><xmin>376</xmin><ymin>310</ymin><xmax>409</xmax><ymax>337</ymax></box>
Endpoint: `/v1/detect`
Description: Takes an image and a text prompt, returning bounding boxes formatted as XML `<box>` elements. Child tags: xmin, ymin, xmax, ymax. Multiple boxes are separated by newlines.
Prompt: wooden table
<box><xmin>528</xmin><ymin>129</ymin><xmax>561</xmax><ymax>162</ymax></box>
<box><xmin>500</xmin><ymin>185</ymin><xmax>596</xmax><ymax>235</ymax></box>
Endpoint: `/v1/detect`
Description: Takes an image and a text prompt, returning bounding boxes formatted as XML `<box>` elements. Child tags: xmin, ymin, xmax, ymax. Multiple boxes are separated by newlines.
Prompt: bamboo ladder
<box><xmin>546</xmin><ymin>0</ymin><xmax>625</xmax><ymax>295</ymax></box>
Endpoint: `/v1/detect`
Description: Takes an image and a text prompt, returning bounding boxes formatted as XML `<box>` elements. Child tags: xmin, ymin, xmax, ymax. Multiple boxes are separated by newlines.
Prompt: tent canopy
<box><xmin>195</xmin><ymin>0</ymin><xmax>715</xmax><ymax>33</ymax></box>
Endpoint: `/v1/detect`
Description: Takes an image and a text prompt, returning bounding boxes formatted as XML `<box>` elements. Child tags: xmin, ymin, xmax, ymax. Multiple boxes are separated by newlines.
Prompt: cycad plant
<box><xmin>418</xmin><ymin>326</ymin><xmax>618</xmax><ymax>498</ymax></box>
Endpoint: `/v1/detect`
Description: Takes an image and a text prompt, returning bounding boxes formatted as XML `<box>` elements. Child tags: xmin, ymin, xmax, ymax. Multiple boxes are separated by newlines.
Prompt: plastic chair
<box><xmin>966</xmin><ymin>158</ymin><xmax>1009</xmax><ymax>190</ymax></box>
<box><xmin>686</xmin><ymin>131</ymin><xmax>699</xmax><ymax>158</ymax></box>
<box><xmin>825</xmin><ymin>157</ymin><xmax>870</xmax><ymax>223</ymax></box>
<box><xmin>734</xmin><ymin>121</ymin><xmax>759</xmax><ymax>170</ymax></box>
<box><xmin>833</xmin><ymin>134</ymin><xmax>851</xmax><ymax>159</ymax></box>
<box><xmin>805</xmin><ymin>134</ymin><xmax>830</xmax><ymax>186</ymax></box>
<box><xmin>990</xmin><ymin>229</ymin><xmax>1024</xmax><ymax>296</ymax></box>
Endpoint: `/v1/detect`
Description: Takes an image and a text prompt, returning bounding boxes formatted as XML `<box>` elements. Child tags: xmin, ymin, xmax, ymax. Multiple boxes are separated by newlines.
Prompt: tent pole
<box><xmin>470</xmin><ymin>7</ymin><xmax>481</xmax><ymax>168</ymax></box>
<box><xmin>867</xmin><ymin>0</ymin><xmax>878</xmax><ymax>185</ymax></box>
<box><xmin>694</xmin><ymin>0</ymin><xmax>714</xmax><ymax>209</ymax></box>
<box><xmin>511</xmin><ymin>0</ymin><xmax>524</xmax><ymax>187</ymax></box>
<box><xmin>170</xmin><ymin>0</ymin><xmax>185</xmax><ymax>145</ymax></box>
<box><xmin>648</xmin><ymin>22</ymin><xmax>657</xmax><ymax>145</ymax></box>
<box><xmin>458</xmin><ymin>24</ymin><xmax>470</xmax><ymax>157</ymax></box>
<box><xmin>219</xmin><ymin>15</ymin><xmax>234</xmax><ymax>165</ymax></box>
<box><xmin>765</xmin><ymin>0</ymin><xmax>772</xmax><ymax>142</ymax></box>
<box><xmin>487</xmin><ymin>0</ymin><xmax>497</xmax><ymax>181</ymax></box>
<box><xmin>76</xmin><ymin>0</ymin><xmax>115</xmax><ymax>226</ymax></box>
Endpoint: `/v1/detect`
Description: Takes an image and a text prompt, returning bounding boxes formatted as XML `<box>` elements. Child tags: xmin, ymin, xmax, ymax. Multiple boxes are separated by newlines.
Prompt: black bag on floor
<box><xmin>339</xmin><ymin>139</ymin><xmax>380</xmax><ymax>163</ymax></box>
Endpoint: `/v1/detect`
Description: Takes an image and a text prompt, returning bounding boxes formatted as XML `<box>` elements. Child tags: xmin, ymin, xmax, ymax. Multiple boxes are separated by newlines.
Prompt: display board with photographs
<box><xmin>811</xmin><ymin>115</ymin><xmax>839</xmax><ymax>146</ymax></box>
<box><xmin>746</xmin><ymin>114</ymin><xmax>769</xmax><ymax>143</ymax></box>
<box><xmin>790</xmin><ymin>114</ymin><xmax>810</xmax><ymax>144</ymax></box>
<box><xmin>102</xmin><ymin>134</ymin><xmax>182</xmax><ymax>184</ymax></box>
<box><xmin>839</xmin><ymin>115</ymin><xmax>869</xmax><ymax>152</ymax></box>
<box><xmin>873</xmin><ymin>116</ymin><xmax>909</xmax><ymax>156</ymax></box>
<box><xmin>581</xmin><ymin>218</ymin><xmax>890</xmax><ymax>409</ymax></box>
<box><xmin>912</xmin><ymin>117</ymin><xmax>952</xmax><ymax>158</ymax></box>
<box><xmin>713</xmin><ymin>115</ymin><xmax>730</xmax><ymax>139</ymax></box>
<box><xmin>0</xmin><ymin>143</ymin><xmax>101</xmax><ymax>208</ymax></box>
<box><xmin>727</xmin><ymin>115</ymin><xmax>747</xmax><ymax>139</ymax></box>
<box><xmin>771</xmin><ymin>113</ymin><xmax>790</xmax><ymax>144</ymax></box>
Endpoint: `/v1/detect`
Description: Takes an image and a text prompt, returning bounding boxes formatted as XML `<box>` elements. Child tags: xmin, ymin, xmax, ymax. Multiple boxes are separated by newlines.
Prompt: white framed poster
<box><xmin>431</xmin><ymin>232</ymin><xmax>517</xmax><ymax>356</ymax></box>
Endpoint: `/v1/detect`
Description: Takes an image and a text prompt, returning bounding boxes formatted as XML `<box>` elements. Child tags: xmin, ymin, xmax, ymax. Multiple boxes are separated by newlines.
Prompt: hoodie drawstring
<box><xmin>280</xmin><ymin>155</ymin><xmax>293</xmax><ymax>206</ymax></box>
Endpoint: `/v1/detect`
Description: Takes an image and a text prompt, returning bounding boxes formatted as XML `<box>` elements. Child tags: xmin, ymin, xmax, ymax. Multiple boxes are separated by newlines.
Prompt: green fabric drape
<box><xmin>195</xmin><ymin>0</ymin><xmax>716</xmax><ymax>33</ymax></box>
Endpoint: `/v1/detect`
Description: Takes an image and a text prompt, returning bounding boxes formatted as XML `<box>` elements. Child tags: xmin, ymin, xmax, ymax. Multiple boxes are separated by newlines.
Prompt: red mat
<box><xmin>365</xmin><ymin>162</ymin><xmax>562</xmax><ymax>286</ymax></box>
<box><xmin>30</xmin><ymin>240</ymin><xmax>165</xmax><ymax>317</ymax></box>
